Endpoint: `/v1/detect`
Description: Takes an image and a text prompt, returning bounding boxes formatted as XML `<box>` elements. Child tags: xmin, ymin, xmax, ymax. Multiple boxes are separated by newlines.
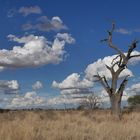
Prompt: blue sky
<box><xmin>0</xmin><ymin>0</ymin><xmax>140</xmax><ymax>108</ymax></box>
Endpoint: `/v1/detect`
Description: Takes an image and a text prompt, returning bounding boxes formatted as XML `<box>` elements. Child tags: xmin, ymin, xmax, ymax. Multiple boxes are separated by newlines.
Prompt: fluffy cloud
<box><xmin>47</xmin><ymin>95</ymin><xmax>82</xmax><ymax>106</ymax></box>
<box><xmin>52</xmin><ymin>73</ymin><xmax>93</xmax><ymax>89</ymax></box>
<box><xmin>128</xmin><ymin>51</ymin><xmax>140</xmax><ymax>65</ymax></box>
<box><xmin>52</xmin><ymin>73</ymin><xmax>93</xmax><ymax>95</ymax></box>
<box><xmin>53</xmin><ymin>52</ymin><xmax>140</xmax><ymax>96</ymax></box>
<box><xmin>85</xmin><ymin>54</ymin><xmax>134</xmax><ymax>81</ymax></box>
<box><xmin>22</xmin><ymin>16</ymin><xmax>67</xmax><ymax>32</ymax></box>
<box><xmin>8</xmin><ymin>91</ymin><xmax>45</xmax><ymax>108</ymax></box>
<box><xmin>19</xmin><ymin>6</ymin><xmax>42</xmax><ymax>16</ymax></box>
<box><xmin>126</xmin><ymin>83</ymin><xmax>140</xmax><ymax>95</ymax></box>
<box><xmin>0</xmin><ymin>33</ymin><xmax>74</xmax><ymax>68</ymax></box>
<box><xmin>0</xmin><ymin>80</ymin><xmax>19</xmax><ymax>94</ymax></box>
<box><xmin>32</xmin><ymin>81</ymin><xmax>43</xmax><ymax>90</ymax></box>
<box><xmin>52</xmin><ymin>55</ymin><xmax>133</xmax><ymax>94</ymax></box>
<box><xmin>56</xmin><ymin>33</ymin><xmax>75</xmax><ymax>44</ymax></box>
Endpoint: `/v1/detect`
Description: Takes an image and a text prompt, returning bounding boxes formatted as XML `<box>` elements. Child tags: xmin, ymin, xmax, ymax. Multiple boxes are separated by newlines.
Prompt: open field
<box><xmin>0</xmin><ymin>110</ymin><xmax>139</xmax><ymax>140</ymax></box>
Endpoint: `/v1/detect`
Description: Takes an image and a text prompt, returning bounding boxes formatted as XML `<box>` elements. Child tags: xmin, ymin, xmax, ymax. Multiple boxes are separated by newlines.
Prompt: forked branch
<box><xmin>107</xmin><ymin>23</ymin><xmax>126</xmax><ymax>59</ymax></box>
<box><xmin>94</xmin><ymin>74</ymin><xmax>111</xmax><ymax>95</ymax></box>
<box><xmin>117</xmin><ymin>75</ymin><xmax>129</xmax><ymax>97</ymax></box>
<box><xmin>127</xmin><ymin>40</ymin><xmax>139</xmax><ymax>59</ymax></box>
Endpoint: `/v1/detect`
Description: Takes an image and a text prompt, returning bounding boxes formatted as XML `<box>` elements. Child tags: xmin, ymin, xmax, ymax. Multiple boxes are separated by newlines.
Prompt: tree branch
<box><xmin>103</xmin><ymin>76</ymin><xmax>110</xmax><ymax>89</ymax></box>
<box><xmin>94</xmin><ymin>74</ymin><xmax>111</xmax><ymax>95</ymax></box>
<box><xmin>130</xmin><ymin>54</ymin><xmax>140</xmax><ymax>58</ymax></box>
<box><xmin>127</xmin><ymin>40</ymin><xmax>139</xmax><ymax>59</ymax></box>
<box><xmin>117</xmin><ymin>75</ymin><xmax>129</xmax><ymax>97</ymax></box>
<box><xmin>107</xmin><ymin>23</ymin><xmax>126</xmax><ymax>59</ymax></box>
<box><xmin>105</xmin><ymin>64</ymin><xmax>115</xmax><ymax>74</ymax></box>
<box><xmin>111</xmin><ymin>55</ymin><xmax>119</xmax><ymax>63</ymax></box>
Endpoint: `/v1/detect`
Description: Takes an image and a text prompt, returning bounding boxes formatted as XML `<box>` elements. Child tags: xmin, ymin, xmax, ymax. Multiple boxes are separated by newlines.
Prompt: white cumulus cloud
<box><xmin>85</xmin><ymin>51</ymin><xmax>140</xmax><ymax>81</ymax></box>
<box><xmin>52</xmin><ymin>73</ymin><xmax>93</xmax><ymax>89</ymax></box>
<box><xmin>85</xmin><ymin>54</ymin><xmax>134</xmax><ymax>81</ymax></box>
<box><xmin>126</xmin><ymin>83</ymin><xmax>140</xmax><ymax>95</ymax></box>
<box><xmin>47</xmin><ymin>95</ymin><xmax>82</xmax><ymax>106</ymax></box>
<box><xmin>0</xmin><ymin>33</ymin><xmax>74</xmax><ymax>68</ymax></box>
<box><xmin>128</xmin><ymin>50</ymin><xmax>140</xmax><ymax>65</ymax></box>
<box><xmin>0</xmin><ymin>80</ymin><xmax>19</xmax><ymax>94</ymax></box>
<box><xmin>53</xmin><ymin>52</ymin><xmax>140</xmax><ymax>96</ymax></box>
<box><xmin>56</xmin><ymin>33</ymin><xmax>75</xmax><ymax>44</ymax></box>
<box><xmin>32</xmin><ymin>81</ymin><xmax>43</xmax><ymax>90</ymax></box>
<box><xmin>52</xmin><ymin>73</ymin><xmax>94</xmax><ymax>95</ymax></box>
<box><xmin>8</xmin><ymin>91</ymin><xmax>45</xmax><ymax>108</ymax></box>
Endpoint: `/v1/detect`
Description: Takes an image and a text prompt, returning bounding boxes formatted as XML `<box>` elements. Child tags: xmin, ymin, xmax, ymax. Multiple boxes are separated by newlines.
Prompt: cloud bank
<box><xmin>47</xmin><ymin>95</ymin><xmax>82</xmax><ymax>106</ymax></box>
<box><xmin>7</xmin><ymin>91</ymin><xmax>45</xmax><ymax>108</ymax></box>
<box><xmin>53</xmin><ymin>52</ymin><xmax>140</xmax><ymax>96</ymax></box>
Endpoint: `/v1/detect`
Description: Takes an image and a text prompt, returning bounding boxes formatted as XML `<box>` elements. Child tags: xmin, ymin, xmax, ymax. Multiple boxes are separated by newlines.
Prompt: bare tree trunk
<box><xmin>94</xmin><ymin>23</ymin><xmax>140</xmax><ymax>120</ymax></box>
<box><xmin>110</xmin><ymin>94</ymin><xmax>122</xmax><ymax>119</ymax></box>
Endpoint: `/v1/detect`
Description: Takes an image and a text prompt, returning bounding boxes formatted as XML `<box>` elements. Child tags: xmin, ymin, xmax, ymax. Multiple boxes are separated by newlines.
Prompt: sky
<box><xmin>0</xmin><ymin>0</ymin><xmax>140</xmax><ymax>109</ymax></box>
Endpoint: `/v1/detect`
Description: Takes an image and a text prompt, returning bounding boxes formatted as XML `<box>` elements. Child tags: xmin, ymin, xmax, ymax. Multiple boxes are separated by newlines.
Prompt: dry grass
<box><xmin>0</xmin><ymin>110</ymin><xmax>139</xmax><ymax>140</ymax></box>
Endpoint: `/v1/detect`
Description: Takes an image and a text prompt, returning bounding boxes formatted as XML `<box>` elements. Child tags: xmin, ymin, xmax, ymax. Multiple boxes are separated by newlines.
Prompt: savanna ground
<box><xmin>0</xmin><ymin>109</ymin><xmax>139</xmax><ymax>140</ymax></box>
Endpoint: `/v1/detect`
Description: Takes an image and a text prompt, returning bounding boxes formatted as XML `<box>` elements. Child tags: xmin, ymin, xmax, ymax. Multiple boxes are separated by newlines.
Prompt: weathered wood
<box><xmin>96</xmin><ymin>23</ymin><xmax>140</xmax><ymax>119</ymax></box>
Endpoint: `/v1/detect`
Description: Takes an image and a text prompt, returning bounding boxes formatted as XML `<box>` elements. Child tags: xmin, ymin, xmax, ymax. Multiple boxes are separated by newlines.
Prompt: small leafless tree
<box><xmin>80</xmin><ymin>94</ymin><xmax>102</xmax><ymax>110</ymax></box>
<box><xmin>95</xmin><ymin>23</ymin><xmax>140</xmax><ymax>119</ymax></box>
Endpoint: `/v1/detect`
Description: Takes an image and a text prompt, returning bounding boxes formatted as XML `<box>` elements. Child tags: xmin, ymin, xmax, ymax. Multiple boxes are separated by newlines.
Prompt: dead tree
<box><xmin>80</xmin><ymin>94</ymin><xmax>102</xmax><ymax>110</ymax></box>
<box><xmin>95</xmin><ymin>23</ymin><xmax>140</xmax><ymax>118</ymax></box>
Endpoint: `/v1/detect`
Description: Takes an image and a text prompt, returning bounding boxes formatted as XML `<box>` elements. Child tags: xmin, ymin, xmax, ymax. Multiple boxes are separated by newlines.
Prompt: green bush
<box><xmin>127</xmin><ymin>95</ymin><xmax>140</xmax><ymax>106</ymax></box>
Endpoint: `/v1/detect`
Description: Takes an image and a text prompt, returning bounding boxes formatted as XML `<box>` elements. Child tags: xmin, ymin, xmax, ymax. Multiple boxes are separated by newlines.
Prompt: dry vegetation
<box><xmin>0</xmin><ymin>110</ymin><xmax>139</xmax><ymax>140</ymax></box>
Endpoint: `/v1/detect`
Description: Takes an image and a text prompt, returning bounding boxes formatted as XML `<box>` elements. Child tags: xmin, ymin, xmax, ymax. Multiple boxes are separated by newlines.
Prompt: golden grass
<box><xmin>0</xmin><ymin>110</ymin><xmax>139</xmax><ymax>140</ymax></box>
